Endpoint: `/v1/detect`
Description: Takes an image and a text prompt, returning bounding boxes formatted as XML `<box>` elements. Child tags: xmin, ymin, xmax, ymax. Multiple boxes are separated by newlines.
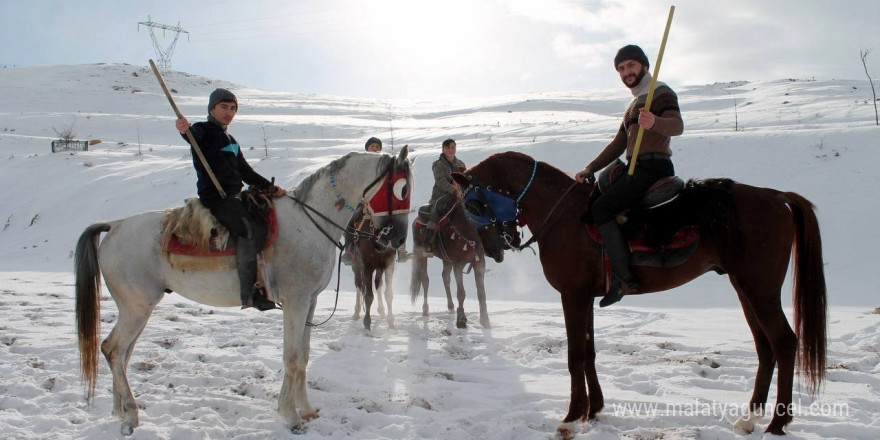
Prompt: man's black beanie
<box><xmin>365</xmin><ymin>137</ymin><xmax>382</xmax><ymax>150</ymax></box>
<box><xmin>208</xmin><ymin>88</ymin><xmax>237</xmax><ymax>113</ymax></box>
<box><xmin>614</xmin><ymin>45</ymin><xmax>649</xmax><ymax>69</ymax></box>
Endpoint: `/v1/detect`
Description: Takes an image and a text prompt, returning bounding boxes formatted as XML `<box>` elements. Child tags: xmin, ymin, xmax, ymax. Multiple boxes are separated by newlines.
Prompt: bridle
<box><xmin>461</xmin><ymin>159</ymin><xmax>577</xmax><ymax>252</ymax></box>
<box><xmin>285</xmin><ymin>157</ymin><xmax>410</xmax><ymax>326</ymax></box>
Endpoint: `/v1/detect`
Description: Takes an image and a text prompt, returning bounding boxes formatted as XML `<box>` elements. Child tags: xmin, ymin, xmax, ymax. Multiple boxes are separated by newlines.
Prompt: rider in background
<box><xmin>176</xmin><ymin>88</ymin><xmax>285</xmax><ymax>311</ymax></box>
<box><xmin>574</xmin><ymin>44</ymin><xmax>683</xmax><ymax>308</ymax></box>
<box><xmin>423</xmin><ymin>138</ymin><xmax>466</xmax><ymax>256</ymax></box>
<box><xmin>341</xmin><ymin>137</ymin><xmax>411</xmax><ymax>265</ymax></box>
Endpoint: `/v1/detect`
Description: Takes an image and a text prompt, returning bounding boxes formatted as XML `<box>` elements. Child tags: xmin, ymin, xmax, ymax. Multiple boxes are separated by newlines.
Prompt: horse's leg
<box><xmin>556</xmin><ymin>291</ymin><xmax>590</xmax><ymax>440</ymax></box>
<box><xmin>293</xmin><ymin>300</ymin><xmax>319</xmax><ymax>421</ymax></box>
<box><xmin>374</xmin><ymin>265</ymin><xmax>386</xmax><ymax>319</ymax></box>
<box><xmin>453</xmin><ymin>263</ymin><xmax>468</xmax><ymax>329</ymax></box>
<box><xmin>472</xmin><ymin>260</ymin><xmax>490</xmax><ymax>328</ymax></box>
<box><xmin>100</xmin><ymin>283</ymin><xmax>160</xmax><ymax>436</ymax></box>
<box><xmin>730</xmin><ymin>284</ymin><xmax>774</xmax><ymax>434</ymax></box>
<box><xmin>730</xmin><ymin>275</ymin><xmax>796</xmax><ymax>435</ymax></box>
<box><xmin>383</xmin><ymin>260</ymin><xmax>396</xmax><ymax>329</ymax></box>
<box><xmin>411</xmin><ymin>252</ymin><xmax>430</xmax><ymax>317</ymax></box>
<box><xmin>278</xmin><ymin>297</ymin><xmax>311</xmax><ymax>431</ymax></box>
<box><xmin>353</xmin><ymin>284</ymin><xmax>362</xmax><ymax>321</ymax></box>
<box><xmin>442</xmin><ymin>261</ymin><xmax>454</xmax><ymax>313</ymax></box>
<box><xmin>584</xmin><ymin>297</ymin><xmax>604</xmax><ymax>419</ymax></box>
<box><xmin>352</xmin><ymin>262</ymin><xmax>363</xmax><ymax>321</ymax></box>
<box><xmin>362</xmin><ymin>270</ymin><xmax>374</xmax><ymax>331</ymax></box>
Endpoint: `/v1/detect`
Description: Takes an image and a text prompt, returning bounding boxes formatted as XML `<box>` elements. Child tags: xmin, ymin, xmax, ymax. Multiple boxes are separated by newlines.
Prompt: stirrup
<box><xmin>599</xmin><ymin>279</ymin><xmax>637</xmax><ymax>308</ymax></box>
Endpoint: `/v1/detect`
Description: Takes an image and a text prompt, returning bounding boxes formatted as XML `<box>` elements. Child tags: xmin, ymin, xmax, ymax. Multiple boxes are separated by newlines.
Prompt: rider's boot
<box><xmin>597</xmin><ymin>221</ymin><xmax>638</xmax><ymax>307</ymax></box>
<box><xmin>423</xmin><ymin>228</ymin><xmax>435</xmax><ymax>257</ymax></box>
<box><xmin>236</xmin><ymin>232</ymin><xmax>277</xmax><ymax>311</ymax></box>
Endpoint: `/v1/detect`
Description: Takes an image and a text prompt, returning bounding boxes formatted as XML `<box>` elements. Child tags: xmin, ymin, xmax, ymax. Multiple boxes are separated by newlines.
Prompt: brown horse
<box><xmin>349</xmin><ymin>214</ymin><xmax>398</xmax><ymax>331</ymax></box>
<box><xmin>452</xmin><ymin>151</ymin><xmax>826</xmax><ymax>438</ymax></box>
<box><xmin>409</xmin><ymin>195</ymin><xmax>508</xmax><ymax>329</ymax></box>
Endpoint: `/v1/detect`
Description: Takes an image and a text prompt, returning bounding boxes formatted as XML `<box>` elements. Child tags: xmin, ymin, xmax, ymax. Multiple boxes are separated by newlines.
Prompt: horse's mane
<box><xmin>294</xmin><ymin>152</ymin><xmax>401</xmax><ymax>198</ymax></box>
<box><xmin>478</xmin><ymin>151</ymin><xmax>582</xmax><ymax>192</ymax></box>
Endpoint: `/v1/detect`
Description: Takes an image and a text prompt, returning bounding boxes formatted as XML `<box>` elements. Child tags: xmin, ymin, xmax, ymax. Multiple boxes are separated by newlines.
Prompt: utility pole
<box><xmin>138</xmin><ymin>16</ymin><xmax>189</xmax><ymax>71</ymax></box>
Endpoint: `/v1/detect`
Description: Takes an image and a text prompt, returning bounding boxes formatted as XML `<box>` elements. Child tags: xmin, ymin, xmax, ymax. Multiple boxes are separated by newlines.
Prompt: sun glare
<box><xmin>358</xmin><ymin>0</ymin><xmax>490</xmax><ymax>65</ymax></box>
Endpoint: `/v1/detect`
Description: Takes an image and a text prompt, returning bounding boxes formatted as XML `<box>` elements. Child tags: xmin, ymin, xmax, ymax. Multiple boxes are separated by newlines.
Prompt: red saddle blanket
<box><xmin>585</xmin><ymin>224</ymin><xmax>698</xmax><ymax>253</ymax></box>
<box><xmin>166</xmin><ymin>209</ymin><xmax>279</xmax><ymax>257</ymax></box>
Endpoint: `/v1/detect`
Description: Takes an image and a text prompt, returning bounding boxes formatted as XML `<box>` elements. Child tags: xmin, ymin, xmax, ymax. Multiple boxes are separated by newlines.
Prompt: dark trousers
<box><xmin>592</xmin><ymin>157</ymin><xmax>674</xmax><ymax>292</ymax></box>
<box><xmin>200</xmin><ymin>194</ymin><xmax>267</xmax><ymax>247</ymax></box>
<box><xmin>201</xmin><ymin>194</ymin><xmax>268</xmax><ymax>304</ymax></box>
<box><xmin>591</xmin><ymin>158</ymin><xmax>675</xmax><ymax>225</ymax></box>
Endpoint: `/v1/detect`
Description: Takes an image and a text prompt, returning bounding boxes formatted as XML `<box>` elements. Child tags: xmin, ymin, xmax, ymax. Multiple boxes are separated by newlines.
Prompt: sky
<box><xmin>2</xmin><ymin>0</ymin><xmax>878</xmax><ymax>99</ymax></box>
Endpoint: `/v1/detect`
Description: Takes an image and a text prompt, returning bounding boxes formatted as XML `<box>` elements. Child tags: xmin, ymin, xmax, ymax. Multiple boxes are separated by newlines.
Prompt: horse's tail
<box><xmin>410</xmin><ymin>252</ymin><xmax>428</xmax><ymax>304</ymax></box>
<box><xmin>75</xmin><ymin>222</ymin><xmax>111</xmax><ymax>402</ymax></box>
<box><xmin>784</xmin><ymin>192</ymin><xmax>827</xmax><ymax>396</ymax></box>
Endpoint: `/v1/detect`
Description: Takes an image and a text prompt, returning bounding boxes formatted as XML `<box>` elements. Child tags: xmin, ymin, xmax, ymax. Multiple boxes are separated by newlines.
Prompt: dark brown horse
<box><xmin>452</xmin><ymin>151</ymin><xmax>826</xmax><ymax>438</ymax></box>
<box><xmin>349</xmin><ymin>215</ymin><xmax>398</xmax><ymax>330</ymax></box>
<box><xmin>409</xmin><ymin>195</ymin><xmax>508</xmax><ymax>329</ymax></box>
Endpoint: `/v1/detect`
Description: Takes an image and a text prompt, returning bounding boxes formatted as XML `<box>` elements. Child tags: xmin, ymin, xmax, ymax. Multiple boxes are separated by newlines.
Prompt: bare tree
<box><xmin>53</xmin><ymin>118</ymin><xmax>77</xmax><ymax>142</ymax></box>
<box><xmin>861</xmin><ymin>48</ymin><xmax>878</xmax><ymax>126</ymax></box>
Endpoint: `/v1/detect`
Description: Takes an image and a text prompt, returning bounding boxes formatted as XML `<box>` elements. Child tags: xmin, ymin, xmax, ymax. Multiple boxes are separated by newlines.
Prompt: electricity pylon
<box><xmin>138</xmin><ymin>16</ymin><xmax>189</xmax><ymax>70</ymax></box>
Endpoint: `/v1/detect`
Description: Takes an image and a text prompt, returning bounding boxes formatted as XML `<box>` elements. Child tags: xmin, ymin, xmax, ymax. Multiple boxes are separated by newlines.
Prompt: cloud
<box><xmin>552</xmin><ymin>33</ymin><xmax>612</xmax><ymax>69</ymax></box>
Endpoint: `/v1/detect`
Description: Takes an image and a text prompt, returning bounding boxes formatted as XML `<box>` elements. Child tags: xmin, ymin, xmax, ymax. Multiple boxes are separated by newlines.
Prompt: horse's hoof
<box><xmin>733</xmin><ymin>408</ymin><xmax>763</xmax><ymax>435</ymax></box>
<box><xmin>290</xmin><ymin>423</ymin><xmax>308</xmax><ymax>435</ymax></box>
<box><xmin>480</xmin><ymin>318</ymin><xmax>491</xmax><ymax>329</ymax></box>
<box><xmin>120</xmin><ymin>423</ymin><xmax>134</xmax><ymax>436</ymax></box>
<box><xmin>555</xmin><ymin>421</ymin><xmax>579</xmax><ymax>440</ymax></box>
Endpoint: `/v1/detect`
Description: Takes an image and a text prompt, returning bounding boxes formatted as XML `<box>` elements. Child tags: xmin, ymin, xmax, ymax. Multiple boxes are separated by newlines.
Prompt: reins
<box><xmin>515</xmin><ymin>182</ymin><xmax>578</xmax><ymax>251</ymax></box>
<box><xmin>284</xmin><ymin>193</ymin><xmax>345</xmax><ymax>327</ymax></box>
<box><xmin>290</xmin><ymin>159</ymin><xmax>403</xmax><ymax>327</ymax></box>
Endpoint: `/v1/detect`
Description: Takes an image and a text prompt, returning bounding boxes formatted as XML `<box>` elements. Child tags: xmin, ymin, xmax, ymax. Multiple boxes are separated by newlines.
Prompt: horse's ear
<box><xmin>451</xmin><ymin>172</ymin><xmax>469</xmax><ymax>187</ymax></box>
<box><xmin>397</xmin><ymin>145</ymin><xmax>409</xmax><ymax>163</ymax></box>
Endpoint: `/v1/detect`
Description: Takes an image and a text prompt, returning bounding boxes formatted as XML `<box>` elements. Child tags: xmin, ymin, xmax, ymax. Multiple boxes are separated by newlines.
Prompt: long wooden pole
<box><xmin>628</xmin><ymin>5</ymin><xmax>675</xmax><ymax>176</ymax></box>
<box><xmin>148</xmin><ymin>59</ymin><xmax>227</xmax><ymax>198</ymax></box>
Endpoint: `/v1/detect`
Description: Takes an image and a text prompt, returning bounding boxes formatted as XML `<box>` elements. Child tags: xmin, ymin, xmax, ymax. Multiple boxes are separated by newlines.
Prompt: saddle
<box><xmin>413</xmin><ymin>205</ymin><xmax>479</xmax><ymax>263</ymax></box>
<box><xmin>161</xmin><ymin>193</ymin><xmax>279</xmax><ymax>272</ymax></box>
<box><xmin>587</xmin><ymin>159</ymin><xmax>698</xmax><ymax>268</ymax></box>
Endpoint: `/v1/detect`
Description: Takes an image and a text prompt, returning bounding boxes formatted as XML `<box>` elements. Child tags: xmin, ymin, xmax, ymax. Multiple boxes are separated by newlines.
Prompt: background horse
<box><xmin>409</xmin><ymin>196</ymin><xmax>506</xmax><ymax>329</ymax></box>
<box><xmin>453</xmin><ymin>151</ymin><xmax>826</xmax><ymax>438</ymax></box>
<box><xmin>350</xmin><ymin>214</ymin><xmax>397</xmax><ymax>331</ymax></box>
<box><xmin>75</xmin><ymin>150</ymin><xmax>411</xmax><ymax>435</ymax></box>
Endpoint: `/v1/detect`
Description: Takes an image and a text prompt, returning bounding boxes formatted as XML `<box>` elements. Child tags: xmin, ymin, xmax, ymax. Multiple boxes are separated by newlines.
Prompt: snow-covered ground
<box><xmin>0</xmin><ymin>64</ymin><xmax>878</xmax><ymax>439</ymax></box>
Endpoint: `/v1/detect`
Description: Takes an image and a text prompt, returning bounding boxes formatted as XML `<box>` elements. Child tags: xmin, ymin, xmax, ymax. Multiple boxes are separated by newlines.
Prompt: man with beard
<box><xmin>574</xmin><ymin>44</ymin><xmax>684</xmax><ymax>307</ymax></box>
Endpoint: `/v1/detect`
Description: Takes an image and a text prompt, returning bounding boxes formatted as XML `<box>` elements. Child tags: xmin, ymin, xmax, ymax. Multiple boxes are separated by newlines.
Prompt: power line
<box><xmin>138</xmin><ymin>16</ymin><xmax>189</xmax><ymax>70</ymax></box>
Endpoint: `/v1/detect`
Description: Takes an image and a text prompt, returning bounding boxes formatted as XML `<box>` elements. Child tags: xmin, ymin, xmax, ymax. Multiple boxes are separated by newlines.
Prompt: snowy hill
<box><xmin>0</xmin><ymin>64</ymin><xmax>878</xmax><ymax>439</ymax></box>
<box><xmin>1</xmin><ymin>63</ymin><xmax>876</xmax><ymax>307</ymax></box>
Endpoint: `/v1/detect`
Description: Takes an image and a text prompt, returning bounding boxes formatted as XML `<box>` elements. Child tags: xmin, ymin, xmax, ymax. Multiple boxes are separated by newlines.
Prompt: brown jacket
<box><xmin>586</xmin><ymin>82</ymin><xmax>683</xmax><ymax>173</ymax></box>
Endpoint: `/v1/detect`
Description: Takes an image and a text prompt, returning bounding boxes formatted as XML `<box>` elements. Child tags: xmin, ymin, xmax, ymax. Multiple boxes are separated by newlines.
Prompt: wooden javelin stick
<box><xmin>148</xmin><ymin>59</ymin><xmax>227</xmax><ymax>198</ymax></box>
<box><xmin>628</xmin><ymin>5</ymin><xmax>676</xmax><ymax>176</ymax></box>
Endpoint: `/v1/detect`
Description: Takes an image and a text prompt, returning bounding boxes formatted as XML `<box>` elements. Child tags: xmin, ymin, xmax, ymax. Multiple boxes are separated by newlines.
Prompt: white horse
<box><xmin>75</xmin><ymin>150</ymin><xmax>411</xmax><ymax>435</ymax></box>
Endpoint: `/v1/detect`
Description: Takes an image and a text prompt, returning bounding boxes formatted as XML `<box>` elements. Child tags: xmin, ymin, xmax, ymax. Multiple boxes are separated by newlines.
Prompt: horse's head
<box><xmin>361</xmin><ymin>147</ymin><xmax>412</xmax><ymax>249</ymax></box>
<box><xmin>452</xmin><ymin>173</ymin><xmax>522</xmax><ymax>263</ymax></box>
